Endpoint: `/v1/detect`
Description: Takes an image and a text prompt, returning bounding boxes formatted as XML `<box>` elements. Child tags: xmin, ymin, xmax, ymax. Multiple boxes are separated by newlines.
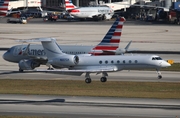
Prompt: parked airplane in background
<box><xmin>65</xmin><ymin>0</ymin><xmax>114</xmax><ymax>21</ymax></box>
<box><xmin>0</xmin><ymin>0</ymin><xmax>9</xmax><ymax>18</ymax></box>
<box><xmin>3</xmin><ymin>17</ymin><xmax>132</xmax><ymax>72</ymax></box>
<box><xmin>35</xmin><ymin>38</ymin><xmax>170</xmax><ymax>83</ymax></box>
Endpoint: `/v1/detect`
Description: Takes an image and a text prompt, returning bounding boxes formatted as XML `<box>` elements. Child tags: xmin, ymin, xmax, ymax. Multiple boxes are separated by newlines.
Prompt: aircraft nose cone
<box><xmin>3</xmin><ymin>52</ymin><xmax>8</xmax><ymax>60</ymax></box>
<box><xmin>161</xmin><ymin>61</ymin><xmax>171</xmax><ymax>67</ymax></box>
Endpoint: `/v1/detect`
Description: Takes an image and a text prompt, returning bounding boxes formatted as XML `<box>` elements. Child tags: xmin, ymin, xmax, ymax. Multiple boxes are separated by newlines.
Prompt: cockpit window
<box><xmin>152</xmin><ymin>57</ymin><xmax>162</xmax><ymax>60</ymax></box>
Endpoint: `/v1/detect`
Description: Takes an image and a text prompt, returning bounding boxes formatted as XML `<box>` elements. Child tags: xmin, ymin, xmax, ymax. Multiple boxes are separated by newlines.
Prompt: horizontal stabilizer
<box><xmin>17</xmin><ymin>38</ymin><xmax>55</xmax><ymax>43</ymax></box>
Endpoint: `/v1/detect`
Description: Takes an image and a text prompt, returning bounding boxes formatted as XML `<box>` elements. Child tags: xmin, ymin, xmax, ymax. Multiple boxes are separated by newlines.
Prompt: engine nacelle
<box><xmin>50</xmin><ymin>55</ymin><xmax>79</xmax><ymax>67</ymax></box>
<box><xmin>18</xmin><ymin>59</ymin><xmax>40</xmax><ymax>70</ymax></box>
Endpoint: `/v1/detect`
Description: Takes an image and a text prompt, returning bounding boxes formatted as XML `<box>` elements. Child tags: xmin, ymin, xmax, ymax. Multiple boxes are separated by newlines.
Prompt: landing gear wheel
<box><xmin>102</xmin><ymin>15</ymin><xmax>106</xmax><ymax>21</ymax></box>
<box><xmin>158</xmin><ymin>75</ymin><xmax>162</xmax><ymax>79</ymax></box>
<box><xmin>19</xmin><ymin>68</ymin><xmax>23</xmax><ymax>72</ymax></box>
<box><xmin>85</xmin><ymin>78</ymin><xmax>91</xmax><ymax>84</ymax></box>
<box><xmin>100</xmin><ymin>77</ymin><xmax>107</xmax><ymax>82</ymax></box>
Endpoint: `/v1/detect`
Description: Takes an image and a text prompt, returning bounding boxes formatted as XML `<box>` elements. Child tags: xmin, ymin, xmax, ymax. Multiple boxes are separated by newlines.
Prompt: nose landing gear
<box><xmin>156</xmin><ymin>69</ymin><xmax>162</xmax><ymax>79</ymax></box>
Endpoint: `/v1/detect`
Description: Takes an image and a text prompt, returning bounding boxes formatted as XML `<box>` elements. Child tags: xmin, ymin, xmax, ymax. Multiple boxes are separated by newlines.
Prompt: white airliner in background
<box><xmin>3</xmin><ymin>17</ymin><xmax>132</xmax><ymax>72</ymax></box>
<box><xmin>65</xmin><ymin>0</ymin><xmax>114</xmax><ymax>21</ymax></box>
<box><xmin>34</xmin><ymin>38</ymin><xmax>170</xmax><ymax>83</ymax></box>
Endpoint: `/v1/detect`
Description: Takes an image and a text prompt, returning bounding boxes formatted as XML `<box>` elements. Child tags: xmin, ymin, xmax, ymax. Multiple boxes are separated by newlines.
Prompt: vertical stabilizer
<box><xmin>90</xmin><ymin>17</ymin><xmax>126</xmax><ymax>55</ymax></box>
<box><xmin>65</xmin><ymin>0</ymin><xmax>77</xmax><ymax>10</ymax></box>
<box><xmin>0</xmin><ymin>0</ymin><xmax>9</xmax><ymax>17</ymax></box>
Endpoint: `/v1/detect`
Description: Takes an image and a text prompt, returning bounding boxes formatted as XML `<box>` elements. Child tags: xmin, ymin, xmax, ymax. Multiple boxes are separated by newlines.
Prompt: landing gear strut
<box><xmin>156</xmin><ymin>69</ymin><xmax>162</xmax><ymax>79</ymax></box>
<box><xmin>85</xmin><ymin>73</ymin><xmax>91</xmax><ymax>83</ymax></box>
<box><xmin>100</xmin><ymin>72</ymin><xmax>108</xmax><ymax>82</ymax></box>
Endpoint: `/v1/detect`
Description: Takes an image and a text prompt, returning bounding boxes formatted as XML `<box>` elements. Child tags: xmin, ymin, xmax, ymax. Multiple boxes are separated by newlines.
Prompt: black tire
<box><xmin>85</xmin><ymin>78</ymin><xmax>91</xmax><ymax>83</ymax></box>
<box><xmin>158</xmin><ymin>75</ymin><xmax>162</xmax><ymax>79</ymax></box>
<box><xmin>102</xmin><ymin>15</ymin><xmax>106</xmax><ymax>21</ymax></box>
<box><xmin>19</xmin><ymin>68</ymin><xmax>24</xmax><ymax>72</ymax></box>
<box><xmin>100</xmin><ymin>77</ymin><xmax>107</xmax><ymax>82</ymax></box>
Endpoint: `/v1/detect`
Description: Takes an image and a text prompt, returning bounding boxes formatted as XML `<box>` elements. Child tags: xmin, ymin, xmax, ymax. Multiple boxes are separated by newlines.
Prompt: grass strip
<box><xmin>0</xmin><ymin>79</ymin><xmax>180</xmax><ymax>99</ymax></box>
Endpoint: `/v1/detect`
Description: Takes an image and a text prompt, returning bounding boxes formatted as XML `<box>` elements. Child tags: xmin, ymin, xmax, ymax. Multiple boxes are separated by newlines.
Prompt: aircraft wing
<box><xmin>26</xmin><ymin>55</ymin><xmax>47</xmax><ymax>61</ymax></box>
<box><xmin>35</xmin><ymin>65</ymin><xmax>118</xmax><ymax>75</ymax></box>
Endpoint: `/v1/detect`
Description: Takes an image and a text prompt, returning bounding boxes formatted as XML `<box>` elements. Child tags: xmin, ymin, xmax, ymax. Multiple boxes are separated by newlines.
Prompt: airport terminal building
<box><xmin>9</xmin><ymin>0</ymin><xmax>123</xmax><ymax>9</ymax></box>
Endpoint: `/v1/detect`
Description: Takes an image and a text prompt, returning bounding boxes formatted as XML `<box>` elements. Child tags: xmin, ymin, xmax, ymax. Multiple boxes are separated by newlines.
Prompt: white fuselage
<box><xmin>51</xmin><ymin>54</ymin><xmax>170</xmax><ymax>71</ymax></box>
<box><xmin>68</xmin><ymin>7</ymin><xmax>114</xmax><ymax>19</ymax></box>
<box><xmin>3</xmin><ymin>45</ymin><xmax>94</xmax><ymax>63</ymax></box>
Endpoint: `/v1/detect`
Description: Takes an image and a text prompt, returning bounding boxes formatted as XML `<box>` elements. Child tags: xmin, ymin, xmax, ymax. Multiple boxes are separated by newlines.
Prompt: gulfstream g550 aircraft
<box><xmin>33</xmin><ymin>38</ymin><xmax>170</xmax><ymax>83</ymax></box>
<box><xmin>3</xmin><ymin>17</ymin><xmax>132</xmax><ymax>72</ymax></box>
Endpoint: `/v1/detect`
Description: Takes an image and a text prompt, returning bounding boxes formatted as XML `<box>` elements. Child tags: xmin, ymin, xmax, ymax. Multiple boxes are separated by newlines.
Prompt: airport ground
<box><xmin>0</xmin><ymin>18</ymin><xmax>180</xmax><ymax>118</ymax></box>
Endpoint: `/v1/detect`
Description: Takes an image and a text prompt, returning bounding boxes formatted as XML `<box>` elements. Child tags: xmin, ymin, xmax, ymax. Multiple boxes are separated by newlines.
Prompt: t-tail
<box><xmin>39</xmin><ymin>38</ymin><xmax>64</xmax><ymax>60</ymax></box>
<box><xmin>65</xmin><ymin>0</ymin><xmax>77</xmax><ymax>11</ymax></box>
<box><xmin>0</xmin><ymin>0</ymin><xmax>9</xmax><ymax>17</ymax></box>
<box><xmin>89</xmin><ymin>17</ymin><xmax>126</xmax><ymax>55</ymax></box>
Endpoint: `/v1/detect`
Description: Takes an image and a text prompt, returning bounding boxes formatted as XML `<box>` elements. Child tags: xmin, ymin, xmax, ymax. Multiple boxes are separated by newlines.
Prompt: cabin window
<box><xmin>123</xmin><ymin>60</ymin><xmax>125</xmax><ymax>63</ymax></box>
<box><xmin>99</xmin><ymin>61</ymin><xmax>102</xmax><ymax>64</ymax></box>
<box><xmin>117</xmin><ymin>60</ymin><xmax>120</xmax><ymax>64</ymax></box>
<box><xmin>105</xmin><ymin>60</ymin><xmax>108</xmax><ymax>64</ymax></box>
<box><xmin>135</xmin><ymin>60</ymin><xmax>138</xmax><ymax>63</ymax></box>
<box><xmin>111</xmin><ymin>60</ymin><xmax>114</xmax><ymax>64</ymax></box>
<box><xmin>129</xmin><ymin>60</ymin><xmax>132</xmax><ymax>63</ymax></box>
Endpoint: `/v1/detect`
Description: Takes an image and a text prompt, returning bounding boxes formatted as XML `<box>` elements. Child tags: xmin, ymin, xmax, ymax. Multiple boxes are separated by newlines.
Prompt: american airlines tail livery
<box><xmin>65</xmin><ymin>0</ymin><xmax>114</xmax><ymax>21</ymax></box>
<box><xmin>0</xmin><ymin>0</ymin><xmax>9</xmax><ymax>18</ymax></box>
<box><xmin>3</xmin><ymin>17</ymin><xmax>129</xmax><ymax>72</ymax></box>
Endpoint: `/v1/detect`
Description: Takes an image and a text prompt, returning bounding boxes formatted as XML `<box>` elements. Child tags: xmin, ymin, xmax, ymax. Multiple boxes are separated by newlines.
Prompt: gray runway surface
<box><xmin>0</xmin><ymin>18</ymin><xmax>180</xmax><ymax>52</ymax></box>
<box><xmin>0</xmin><ymin>94</ymin><xmax>180</xmax><ymax>118</ymax></box>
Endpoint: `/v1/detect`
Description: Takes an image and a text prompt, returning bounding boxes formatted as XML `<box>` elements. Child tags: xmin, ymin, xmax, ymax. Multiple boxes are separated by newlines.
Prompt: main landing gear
<box><xmin>85</xmin><ymin>72</ymin><xmax>108</xmax><ymax>84</ymax></box>
<box><xmin>156</xmin><ymin>69</ymin><xmax>162</xmax><ymax>79</ymax></box>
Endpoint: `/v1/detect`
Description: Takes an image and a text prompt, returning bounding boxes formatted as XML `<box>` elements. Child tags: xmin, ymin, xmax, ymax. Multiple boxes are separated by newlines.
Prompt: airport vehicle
<box><xmin>34</xmin><ymin>38</ymin><xmax>171</xmax><ymax>83</ymax></box>
<box><xmin>7</xmin><ymin>17</ymin><xmax>27</xmax><ymax>24</ymax></box>
<box><xmin>3</xmin><ymin>17</ymin><xmax>132</xmax><ymax>72</ymax></box>
<box><xmin>0</xmin><ymin>0</ymin><xmax>9</xmax><ymax>18</ymax></box>
<box><xmin>43</xmin><ymin>13</ymin><xmax>58</xmax><ymax>21</ymax></box>
<box><xmin>65</xmin><ymin>0</ymin><xmax>114</xmax><ymax>21</ymax></box>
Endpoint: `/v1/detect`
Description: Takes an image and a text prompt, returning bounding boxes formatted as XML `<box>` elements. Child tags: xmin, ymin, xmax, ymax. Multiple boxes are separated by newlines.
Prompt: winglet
<box><xmin>125</xmin><ymin>40</ymin><xmax>132</xmax><ymax>51</ymax></box>
<box><xmin>22</xmin><ymin>44</ymin><xmax>30</xmax><ymax>56</ymax></box>
<box><xmin>89</xmin><ymin>17</ymin><xmax>126</xmax><ymax>55</ymax></box>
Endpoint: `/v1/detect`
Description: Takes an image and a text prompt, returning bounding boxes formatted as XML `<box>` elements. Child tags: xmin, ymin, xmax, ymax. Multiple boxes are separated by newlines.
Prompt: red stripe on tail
<box><xmin>93</xmin><ymin>46</ymin><xmax>118</xmax><ymax>50</ymax></box>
